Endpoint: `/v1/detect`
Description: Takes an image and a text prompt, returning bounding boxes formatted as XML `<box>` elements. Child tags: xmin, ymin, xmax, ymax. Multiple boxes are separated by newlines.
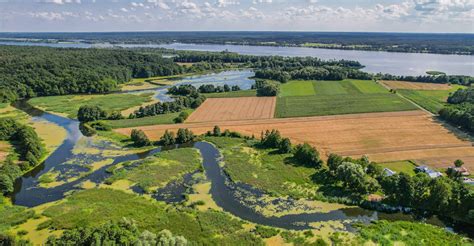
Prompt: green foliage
<box><xmin>355</xmin><ymin>220</ymin><xmax>471</xmax><ymax>245</ymax></box>
<box><xmin>130</xmin><ymin>95</ymin><xmax>205</xmax><ymax>119</ymax></box>
<box><xmin>176</xmin><ymin>128</ymin><xmax>195</xmax><ymax>144</ymax></box>
<box><xmin>46</xmin><ymin>218</ymin><xmax>188</xmax><ymax>246</ymax></box>
<box><xmin>335</xmin><ymin>162</ymin><xmax>379</xmax><ymax>194</ymax></box>
<box><xmin>0</xmin><ymin>46</ymin><xmax>184</xmax><ymax>102</ymax></box>
<box><xmin>104</xmin><ymin>109</ymin><xmax>194</xmax><ymax>129</ymax></box>
<box><xmin>174</xmin><ymin>111</ymin><xmax>189</xmax><ymax>123</ymax></box>
<box><xmin>204</xmin><ymin>90</ymin><xmax>256</xmax><ymax>98</ymax></box>
<box><xmin>260</xmin><ymin>129</ymin><xmax>282</xmax><ymax>149</ymax></box>
<box><xmin>293</xmin><ymin>143</ymin><xmax>323</xmax><ymax>168</ymax></box>
<box><xmin>130</xmin><ymin>129</ymin><xmax>151</xmax><ymax>147</ymax></box>
<box><xmin>256</xmin><ymin>80</ymin><xmax>279</xmax><ymax>97</ymax></box>
<box><xmin>41</xmin><ymin>189</ymin><xmax>262</xmax><ymax>245</ymax></box>
<box><xmin>253</xmin><ymin>225</ymin><xmax>279</xmax><ymax>238</ymax></box>
<box><xmin>0</xmin><ymin>204</ymin><xmax>35</xmax><ymax>232</ymax></box>
<box><xmin>448</xmin><ymin>87</ymin><xmax>474</xmax><ymax>104</ymax></box>
<box><xmin>160</xmin><ymin>130</ymin><xmax>176</xmax><ymax>146</ymax></box>
<box><xmin>77</xmin><ymin>105</ymin><xmax>108</xmax><ymax>122</ymax></box>
<box><xmin>278</xmin><ymin>138</ymin><xmax>292</xmax><ymax>154</ymax></box>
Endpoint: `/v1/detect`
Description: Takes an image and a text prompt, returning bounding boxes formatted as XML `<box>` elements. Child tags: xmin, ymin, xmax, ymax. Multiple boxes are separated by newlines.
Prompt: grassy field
<box><xmin>280</xmin><ymin>81</ymin><xmax>315</xmax><ymax>97</ymax></box>
<box><xmin>398</xmin><ymin>85</ymin><xmax>465</xmax><ymax>113</ymax></box>
<box><xmin>0</xmin><ymin>203</ymin><xmax>35</xmax><ymax>232</ymax></box>
<box><xmin>276</xmin><ymin>80</ymin><xmax>416</xmax><ymax>118</ymax></box>
<box><xmin>106</xmin><ymin>148</ymin><xmax>202</xmax><ymax>192</ymax></box>
<box><xmin>204</xmin><ymin>90</ymin><xmax>257</xmax><ymax>98</ymax></box>
<box><xmin>28</xmin><ymin>93</ymin><xmax>153</xmax><ymax>118</ymax></box>
<box><xmin>103</xmin><ymin>109</ymin><xmax>194</xmax><ymax>129</ymax></box>
<box><xmin>205</xmin><ymin>137</ymin><xmax>319</xmax><ymax>198</ymax></box>
<box><xmin>378</xmin><ymin>161</ymin><xmax>417</xmax><ymax>176</ymax></box>
<box><xmin>41</xmin><ymin>188</ymin><xmax>262</xmax><ymax>245</ymax></box>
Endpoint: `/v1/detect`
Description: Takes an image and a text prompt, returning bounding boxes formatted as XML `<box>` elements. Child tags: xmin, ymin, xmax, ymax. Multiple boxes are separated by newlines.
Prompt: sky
<box><xmin>0</xmin><ymin>0</ymin><xmax>473</xmax><ymax>33</ymax></box>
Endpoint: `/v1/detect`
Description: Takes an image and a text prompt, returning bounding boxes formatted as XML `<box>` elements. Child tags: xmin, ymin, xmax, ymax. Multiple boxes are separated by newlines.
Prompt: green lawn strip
<box><xmin>355</xmin><ymin>220</ymin><xmax>469</xmax><ymax>245</ymax></box>
<box><xmin>0</xmin><ymin>103</ymin><xmax>8</xmax><ymax>109</ymax></box>
<box><xmin>204</xmin><ymin>90</ymin><xmax>257</xmax><ymax>98</ymax></box>
<box><xmin>106</xmin><ymin>148</ymin><xmax>202</xmax><ymax>192</ymax></box>
<box><xmin>280</xmin><ymin>81</ymin><xmax>316</xmax><ymax>97</ymax></box>
<box><xmin>41</xmin><ymin>189</ymin><xmax>262</xmax><ymax>245</ymax></box>
<box><xmin>28</xmin><ymin>93</ymin><xmax>153</xmax><ymax>119</ymax></box>
<box><xmin>103</xmin><ymin>109</ymin><xmax>194</xmax><ymax>129</ymax></box>
<box><xmin>204</xmin><ymin>137</ymin><xmax>318</xmax><ymax>198</ymax></box>
<box><xmin>378</xmin><ymin>161</ymin><xmax>417</xmax><ymax>176</ymax></box>
<box><xmin>276</xmin><ymin>93</ymin><xmax>417</xmax><ymax>118</ymax></box>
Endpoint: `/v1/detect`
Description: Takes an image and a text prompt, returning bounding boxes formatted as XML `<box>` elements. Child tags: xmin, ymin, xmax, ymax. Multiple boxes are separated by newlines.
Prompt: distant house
<box><xmin>415</xmin><ymin>166</ymin><xmax>443</xmax><ymax>178</ymax></box>
<box><xmin>448</xmin><ymin>166</ymin><xmax>470</xmax><ymax>176</ymax></box>
<box><xmin>383</xmin><ymin>168</ymin><xmax>396</xmax><ymax>176</ymax></box>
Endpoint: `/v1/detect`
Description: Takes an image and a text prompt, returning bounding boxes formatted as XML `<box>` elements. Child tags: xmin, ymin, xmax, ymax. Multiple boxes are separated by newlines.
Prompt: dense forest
<box><xmin>0</xmin><ymin>46</ymin><xmax>184</xmax><ymax>102</ymax></box>
<box><xmin>439</xmin><ymin>88</ymin><xmax>474</xmax><ymax>133</ymax></box>
<box><xmin>1</xmin><ymin>32</ymin><xmax>472</xmax><ymax>55</ymax></box>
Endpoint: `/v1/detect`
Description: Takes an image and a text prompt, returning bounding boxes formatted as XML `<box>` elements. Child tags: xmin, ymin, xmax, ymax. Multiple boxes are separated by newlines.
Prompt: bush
<box><xmin>77</xmin><ymin>105</ymin><xmax>108</xmax><ymax>122</ymax></box>
<box><xmin>176</xmin><ymin>128</ymin><xmax>195</xmax><ymax>144</ymax></box>
<box><xmin>293</xmin><ymin>143</ymin><xmax>322</xmax><ymax>168</ymax></box>
<box><xmin>278</xmin><ymin>138</ymin><xmax>292</xmax><ymax>153</ymax></box>
<box><xmin>160</xmin><ymin>130</ymin><xmax>176</xmax><ymax>146</ymax></box>
<box><xmin>254</xmin><ymin>225</ymin><xmax>279</xmax><ymax>238</ymax></box>
<box><xmin>256</xmin><ymin>81</ymin><xmax>279</xmax><ymax>97</ymax></box>
<box><xmin>130</xmin><ymin>129</ymin><xmax>150</xmax><ymax>147</ymax></box>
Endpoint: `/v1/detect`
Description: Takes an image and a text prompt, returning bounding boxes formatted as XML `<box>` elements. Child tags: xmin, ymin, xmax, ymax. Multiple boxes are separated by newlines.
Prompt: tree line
<box><xmin>378</xmin><ymin>74</ymin><xmax>473</xmax><ymax>86</ymax></box>
<box><xmin>0</xmin><ymin>118</ymin><xmax>45</xmax><ymax>194</ymax></box>
<box><xmin>439</xmin><ymin>87</ymin><xmax>474</xmax><ymax>132</ymax></box>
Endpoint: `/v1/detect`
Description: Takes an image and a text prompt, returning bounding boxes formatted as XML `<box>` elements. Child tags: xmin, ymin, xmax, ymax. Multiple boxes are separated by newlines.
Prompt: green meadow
<box><xmin>397</xmin><ymin>85</ymin><xmax>465</xmax><ymax>113</ymax></box>
<box><xmin>378</xmin><ymin>161</ymin><xmax>417</xmax><ymax>176</ymax></box>
<box><xmin>103</xmin><ymin>109</ymin><xmax>194</xmax><ymax>128</ymax></box>
<box><xmin>29</xmin><ymin>93</ymin><xmax>153</xmax><ymax>119</ymax></box>
<box><xmin>276</xmin><ymin>80</ymin><xmax>416</xmax><ymax>118</ymax></box>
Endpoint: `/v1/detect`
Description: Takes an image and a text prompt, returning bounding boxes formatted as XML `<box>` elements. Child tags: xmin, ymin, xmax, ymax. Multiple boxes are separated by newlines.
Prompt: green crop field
<box><xmin>204</xmin><ymin>90</ymin><xmax>256</xmax><ymax>98</ymax></box>
<box><xmin>398</xmin><ymin>85</ymin><xmax>465</xmax><ymax>113</ymax></box>
<box><xmin>280</xmin><ymin>81</ymin><xmax>316</xmax><ymax>97</ymax></box>
<box><xmin>276</xmin><ymin>80</ymin><xmax>416</xmax><ymax>118</ymax></box>
<box><xmin>29</xmin><ymin>93</ymin><xmax>153</xmax><ymax>119</ymax></box>
<box><xmin>103</xmin><ymin>109</ymin><xmax>194</xmax><ymax>128</ymax></box>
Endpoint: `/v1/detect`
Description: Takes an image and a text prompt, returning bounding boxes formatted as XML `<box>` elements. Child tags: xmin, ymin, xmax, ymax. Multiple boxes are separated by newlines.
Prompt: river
<box><xmin>1</xmin><ymin>41</ymin><xmax>472</xmax><ymax>76</ymax></box>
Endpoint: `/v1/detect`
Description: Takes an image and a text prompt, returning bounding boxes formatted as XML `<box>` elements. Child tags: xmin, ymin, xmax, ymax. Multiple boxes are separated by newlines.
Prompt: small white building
<box><xmin>415</xmin><ymin>166</ymin><xmax>443</xmax><ymax>178</ymax></box>
<box><xmin>383</xmin><ymin>168</ymin><xmax>396</xmax><ymax>176</ymax></box>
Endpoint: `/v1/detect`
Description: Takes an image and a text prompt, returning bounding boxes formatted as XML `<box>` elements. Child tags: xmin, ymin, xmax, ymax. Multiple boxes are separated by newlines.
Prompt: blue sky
<box><xmin>0</xmin><ymin>0</ymin><xmax>472</xmax><ymax>32</ymax></box>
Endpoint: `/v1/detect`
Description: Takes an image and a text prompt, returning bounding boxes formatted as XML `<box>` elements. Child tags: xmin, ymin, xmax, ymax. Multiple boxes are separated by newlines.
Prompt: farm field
<box><xmin>116</xmin><ymin>110</ymin><xmax>474</xmax><ymax>170</ymax></box>
<box><xmin>397</xmin><ymin>84</ymin><xmax>466</xmax><ymax>113</ymax></box>
<box><xmin>276</xmin><ymin>80</ymin><xmax>417</xmax><ymax>118</ymax></box>
<box><xmin>381</xmin><ymin>80</ymin><xmax>454</xmax><ymax>90</ymax></box>
<box><xmin>186</xmin><ymin>97</ymin><xmax>276</xmax><ymax>123</ymax></box>
<box><xmin>28</xmin><ymin>93</ymin><xmax>154</xmax><ymax>118</ymax></box>
<box><xmin>378</xmin><ymin>161</ymin><xmax>417</xmax><ymax>176</ymax></box>
<box><xmin>204</xmin><ymin>89</ymin><xmax>256</xmax><ymax>98</ymax></box>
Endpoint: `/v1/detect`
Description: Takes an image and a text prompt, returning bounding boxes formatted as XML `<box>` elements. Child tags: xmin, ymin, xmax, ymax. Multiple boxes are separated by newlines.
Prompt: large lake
<box><xmin>1</xmin><ymin>41</ymin><xmax>473</xmax><ymax>76</ymax></box>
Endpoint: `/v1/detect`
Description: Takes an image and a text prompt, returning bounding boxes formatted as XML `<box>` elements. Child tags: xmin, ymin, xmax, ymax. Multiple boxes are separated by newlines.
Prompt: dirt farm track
<box><xmin>116</xmin><ymin>110</ymin><xmax>474</xmax><ymax>170</ymax></box>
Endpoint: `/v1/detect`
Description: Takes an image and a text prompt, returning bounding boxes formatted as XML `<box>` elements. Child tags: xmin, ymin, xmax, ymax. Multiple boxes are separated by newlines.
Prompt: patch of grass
<box><xmin>355</xmin><ymin>220</ymin><xmax>470</xmax><ymax>245</ymax></box>
<box><xmin>42</xmin><ymin>188</ymin><xmax>262</xmax><ymax>245</ymax></box>
<box><xmin>106</xmin><ymin>148</ymin><xmax>202</xmax><ymax>192</ymax></box>
<box><xmin>379</xmin><ymin>161</ymin><xmax>417</xmax><ymax>176</ymax></box>
<box><xmin>28</xmin><ymin>93</ymin><xmax>153</xmax><ymax>118</ymax></box>
<box><xmin>103</xmin><ymin>109</ymin><xmax>194</xmax><ymax>128</ymax></box>
<box><xmin>398</xmin><ymin>85</ymin><xmax>465</xmax><ymax>113</ymax></box>
<box><xmin>280</xmin><ymin>81</ymin><xmax>316</xmax><ymax>97</ymax></box>
<box><xmin>276</xmin><ymin>93</ymin><xmax>416</xmax><ymax>118</ymax></box>
<box><xmin>276</xmin><ymin>80</ymin><xmax>416</xmax><ymax>118</ymax></box>
<box><xmin>0</xmin><ymin>205</ymin><xmax>35</xmax><ymax>232</ymax></box>
<box><xmin>204</xmin><ymin>90</ymin><xmax>257</xmax><ymax>98</ymax></box>
<box><xmin>0</xmin><ymin>103</ymin><xmax>7</xmax><ymax>109</ymax></box>
<box><xmin>204</xmin><ymin>137</ymin><xmax>318</xmax><ymax>198</ymax></box>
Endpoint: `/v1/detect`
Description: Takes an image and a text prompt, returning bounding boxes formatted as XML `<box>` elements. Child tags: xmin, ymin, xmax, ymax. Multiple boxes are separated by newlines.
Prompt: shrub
<box><xmin>160</xmin><ymin>130</ymin><xmax>176</xmax><ymax>146</ymax></box>
<box><xmin>130</xmin><ymin>129</ymin><xmax>150</xmax><ymax>147</ymax></box>
<box><xmin>77</xmin><ymin>105</ymin><xmax>108</xmax><ymax>122</ymax></box>
<box><xmin>293</xmin><ymin>143</ymin><xmax>322</xmax><ymax>168</ymax></box>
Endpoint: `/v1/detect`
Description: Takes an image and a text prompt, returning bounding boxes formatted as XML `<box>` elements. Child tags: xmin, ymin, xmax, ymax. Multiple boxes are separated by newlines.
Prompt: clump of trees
<box><xmin>130</xmin><ymin>129</ymin><xmax>151</xmax><ymax>147</ymax></box>
<box><xmin>77</xmin><ymin>105</ymin><xmax>124</xmax><ymax>122</ymax></box>
<box><xmin>293</xmin><ymin>143</ymin><xmax>323</xmax><ymax>168</ymax></box>
<box><xmin>198</xmin><ymin>84</ymin><xmax>241</xmax><ymax>93</ymax></box>
<box><xmin>378</xmin><ymin>73</ymin><xmax>473</xmax><ymax>86</ymax></box>
<box><xmin>254</xmin><ymin>80</ymin><xmax>279</xmax><ymax>97</ymax></box>
<box><xmin>174</xmin><ymin>111</ymin><xmax>189</xmax><ymax>123</ymax></box>
<box><xmin>46</xmin><ymin>218</ymin><xmax>188</xmax><ymax>245</ymax></box>
<box><xmin>159</xmin><ymin>128</ymin><xmax>196</xmax><ymax>145</ymax></box>
<box><xmin>0</xmin><ymin>118</ymin><xmax>45</xmax><ymax>194</ymax></box>
<box><xmin>439</xmin><ymin>87</ymin><xmax>473</xmax><ymax>132</ymax></box>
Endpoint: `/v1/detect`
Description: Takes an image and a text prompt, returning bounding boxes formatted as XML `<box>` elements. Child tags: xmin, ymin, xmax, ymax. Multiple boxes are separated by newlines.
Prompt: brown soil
<box><xmin>115</xmin><ymin>110</ymin><xmax>473</xmax><ymax>170</ymax></box>
<box><xmin>381</xmin><ymin>80</ymin><xmax>452</xmax><ymax>90</ymax></box>
<box><xmin>186</xmin><ymin>97</ymin><xmax>276</xmax><ymax>123</ymax></box>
